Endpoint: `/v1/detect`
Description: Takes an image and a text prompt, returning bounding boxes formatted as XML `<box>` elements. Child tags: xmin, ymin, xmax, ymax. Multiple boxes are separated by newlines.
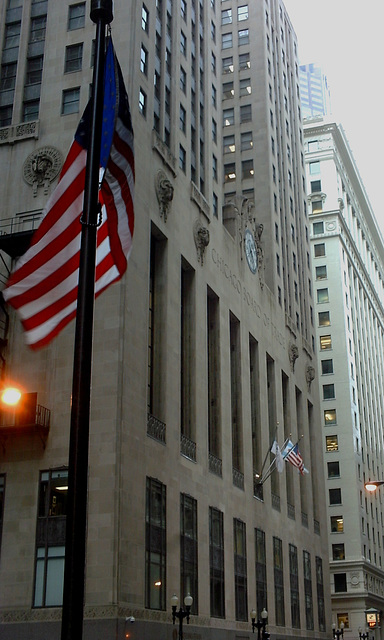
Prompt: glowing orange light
<box><xmin>1</xmin><ymin>387</ymin><xmax>22</xmax><ymax>406</ymax></box>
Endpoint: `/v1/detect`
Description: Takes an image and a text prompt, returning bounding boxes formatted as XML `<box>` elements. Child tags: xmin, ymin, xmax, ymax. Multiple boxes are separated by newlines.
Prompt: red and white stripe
<box><xmin>3</xmin><ymin>115</ymin><xmax>134</xmax><ymax>349</ymax></box>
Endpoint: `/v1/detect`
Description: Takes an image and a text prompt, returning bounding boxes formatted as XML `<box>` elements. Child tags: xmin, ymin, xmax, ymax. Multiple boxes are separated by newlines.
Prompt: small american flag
<box><xmin>3</xmin><ymin>38</ymin><xmax>134</xmax><ymax>349</ymax></box>
<box><xmin>282</xmin><ymin>440</ymin><xmax>305</xmax><ymax>475</ymax></box>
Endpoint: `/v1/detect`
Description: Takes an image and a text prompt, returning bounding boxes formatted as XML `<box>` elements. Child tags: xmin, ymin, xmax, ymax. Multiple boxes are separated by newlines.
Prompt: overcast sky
<box><xmin>283</xmin><ymin>0</ymin><xmax>384</xmax><ymax>229</ymax></box>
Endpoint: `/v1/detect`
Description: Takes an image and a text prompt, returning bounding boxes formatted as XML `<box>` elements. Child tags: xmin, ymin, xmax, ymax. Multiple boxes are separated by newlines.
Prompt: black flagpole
<box><xmin>61</xmin><ymin>2</ymin><xmax>113</xmax><ymax>640</ymax></box>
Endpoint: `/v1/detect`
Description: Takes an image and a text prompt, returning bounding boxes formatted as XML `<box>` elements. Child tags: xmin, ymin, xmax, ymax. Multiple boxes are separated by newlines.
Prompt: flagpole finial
<box><xmin>90</xmin><ymin>0</ymin><xmax>113</xmax><ymax>24</ymax></box>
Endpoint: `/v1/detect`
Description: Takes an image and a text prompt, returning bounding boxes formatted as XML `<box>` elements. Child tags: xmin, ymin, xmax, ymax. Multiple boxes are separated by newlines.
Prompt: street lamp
<box><xmin>1</xmin><ymin>386</ymin><xmax>22</xmax><ymax>406</ymax></box>
<box><xmin>365</xmin><ymin>480</ymin><xmax>384</xmax><ymax>492</ymax></box>
<box><xmin>171</xmin><ymin>593</ymin><xmax>193</xmax><ymax>640</ymax></box>
<box><xmin>359</xmin><ymin>627</ymin><xmax>369</xmax><ymax>640</ymax></box>
<box><xmin>251</xmin><ymin>607</ymin><xmax>268</xmax><ymax>640</ymax></box>
<box><xmin>333</xmin><ymin>622</ymin><xmax>344</xmax><ymax>640</ymax></box>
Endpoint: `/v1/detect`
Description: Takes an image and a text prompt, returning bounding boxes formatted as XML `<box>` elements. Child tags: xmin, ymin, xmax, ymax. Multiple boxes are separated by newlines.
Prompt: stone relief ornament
<box><xmin>306</xmin><ymin>364</ymin><xmax>316</xmax><ymax>391</ymax></box>
<box><xmin>23</xmin><ymin>146</ymin><xmax>63</xmax><ymax>196</ymax></box>
<box><xmin>289</xmin><ymin>342</ymin><xmax>299</xmax><ymax>372</ymax></box>
<box><xmin>193</xmin><ymin>219</ymin><xmax>210</xmax><ymax>265</ymax></box>
<box><xmin>155</xmin><ymin>169</ymin><xmax>174</xmax><ymax>221</ymax></box>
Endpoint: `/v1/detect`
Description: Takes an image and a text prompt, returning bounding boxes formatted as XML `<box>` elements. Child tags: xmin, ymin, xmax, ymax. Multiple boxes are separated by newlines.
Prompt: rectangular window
<box><xmin>68</xmin><ymin>3</ymin><xmax>86</xmax><ymax>30</ymax></box>
<box><xmin>209</xmin><ymin>507</ymin><xmax>225</xmax><ymax>617</ymax></box>
<box><xmin>323</xmin><ymin>383</ymin><xmax>335</xmax><ymax>400</ymax></box>
<box><xmin>321</xmin><ymin>359</ymin><xmax>333</xmax><ymax>375</ymax></box>
<box><xmin>316</xmin><ymin>265</ymin><xmax>327</xmax><ymax>280</ymax></box>
<box><xmin>313</xmin><ymin>221</ymin><xmax>324</xmax><ymax>235</ymax></box>
<box><xmin>289</xmin><ymin>544</ymin><xmax>300</xmax><ymax>628</ymax></box>
<box><xmin>324</xmin><ymin>409</ymin><xmax>337</xmax><ymax>425</ymax></box>
<box><xmin>242</xmin><ymin>159</ymin><xmax>253</xmax><ymax>179</ymax></box>
<box><xmin>223</xmin><ymin>135</ymin><xmax>235</xmax><ymax>153</ymax></box>
<box><xmin>273</xmin><ymin>537</ymin><xmax>285</xmax><ymax>626</ymax></box>
<box><xmin>312</xmin><ymin>200</ymin><xmax>323</xmax><ymax>214</ymax></box>
<box><xmin>179</xmin><ymin>145</ymin><xmax>186</xmax><ymax>172</ymax></box>
<box><xmin>22</xmin><ymin>98</ymin><xmax>39</xmax><ymax>121</ymax></box>
<box><xmin>238</xmin><ymin>28</ymin><xmax>249</xmax><ymax>45</ymax></box>
<box><xmin>25</xmin><ymin>56</ymin><xmax>43</xmax><ymax>85</ymax></box>
<box><xmin>30</xmin><ymin>15</ymin><xmax>47</xmax><ymax>42</ymax></box>
<box><xmin>223</xmin><ymin>107</ymin><xmax>234</xmax><ymax>126</ymax></box>
<box><xmin>314</xmin><ymin>243</ymin><xmax>325</xmax><ymax>257</ymax></box>
<box><xmin>64</xmin><ymin>43</ymin><xmax>83</xmax><ymax>73</ymax></box>
<box><xmin>61</xmin><ymin>87</ymin><xmax>80</xmax><ymax>115</ymax></box>
<box><xmin>145</xmin><ymin>477</ymin><xmax>166</xmax><ymax>610</ymax></box>
<box><xmin>180</xmin><ymin>104</ymin><xmax>186</xmax><ymax>132</ymax></box>
<box><xmin>317</xmin><ymin>288</ymin><xmax>329</xmax><ymax>303</ymax></box>
<box><xmin>327</xmin><ymin>461</ymin><xmax>340</xmax><ymax>478</ymax></box>
<box><xmin>241</xmin><ymin>131</ymin><xmax>253</xmax><ymax>151</ymax></box>
<box><xmin>332</xmin><ymin>543</ymin><xmax>345</xmax><ymax>560</ymax></box>
<box><xmin>320</xmin><ymin>335</ymin><xmax>332</xmax><ymax>350</ymax></box>
<box><xmin>303</xmin><ymin>551</ymin><xmax>314</xmax><ymax>630</ymax></box>
<box><xmin>33</xmin><ymin>469</ymin><xmax>68</xmax><ymax>607</ymax></box>
<box><xmin>255</xmin><ymin>528</ymin><xmax>267</xmax><ymax>614</ymax></box>
<box><xmin>4</xmin><ymin>21</ymin><xmax>21</xmax><ymax>50</ymax></box>
<box><xmin>234</xmin><ymin>519</ymin><xmax>247</xmax><ymax>621</ymax></box>
<box><xmin>0</xmin><ymin>62</ymin><xmax>17</xmax><ymax>91</ymax></box>
<box><xmin>240</xmin><ymin>104</ymin><xmax>251</xmax><ymax>123</ymax></box>
<box><xmin>318</xmin><ymin>311</ymin><xmax>330</xmax><ymax>326</ymax></box>
<box><xmin>334</xmin><ymin>573</ymin><xmax>347</xmax><ymax>592</ymax></box>
<box><xmin>309</xmin><ymin>161</ymin><xmax>320</xmax><ymax>175</ymax></box>
<box><xmin>224</xmin><ymin>163</ymin><xmax>236</xmax><ymax>182</ymax></box>
<box><xmin>207</xmin><ymin>289</ymin><xmax>221</xmax><ymax>465</ymax></box>
<box><xmin>240</xmin><ymin>78</ymin><xmax>251</xmax><ymax>96</ymax></box>
<box><xmin>238</xmin><ymin>5</ymin><xmax>248</xmax><ymax>21</ymax></box>
<box><xmin>316</xmin><ymin>557</ymin><xmax>326</xmax><ymax>631</ymax></box>
<box><xmin>223</xmin><ymin>81</ymin><xmax>234</xmax><ymax>98</ymax></box>
<box><xmin>230</xmin><ymin>314</ymin><xmax>242</xmax><ymax>476</ymax></box>
<box><xmin>221</xmin><ymin>8</ymin><xmax>232</xmax><ymax>24</ymax></box>
<box><xmin>331</xmin><ymin>515</ymin><xmax>343</xmax><ymax>533</ymax></box>
<box><xmin>239</xmin><ymin>52</ymin><xmax>250</xmax><ymax>70</ymax></box>
<box><xmin>142</xmin><ymin>4</ymin><xmax>149</xmax><ymax>32</ymax></box>
<box><xmin>180</xmin><ymin>261</ymin><xmax>195</xmax><ymax>448</ymax></box>
<box><xmin>140</xmin><ymin>44</ymin><xmax>148</xmax><ymax>75</ymax></box>
<box><xmin>326</xmin><ymin>435</ymin><xmax>338</xmax><ymax>452</ymax></box>
<box><xmin>223</xmin><ymin>56</ymin><xmax>233</xmax><ymax>73</ymax></box>
<box><xmin>139</xmin><ymin>88</ymin><xmax>147</xmax><ymax>117</ymax></box>
<box><xmin>329</xmin><ymin>488</ymin><xmax>342</xmax><ymax>505</ymax></box>
<box><xmin>222</xmin><ymin>32</ymin><xmax>233</xmax><ymax>49</ymax></box>
<box><xmin>180</xmin><ymin>494</ymin><xmax>198</xmax><ymax>613</ymax></box>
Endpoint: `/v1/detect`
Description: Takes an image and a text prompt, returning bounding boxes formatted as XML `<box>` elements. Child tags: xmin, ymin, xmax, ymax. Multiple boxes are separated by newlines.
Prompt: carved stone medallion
<box><xmin>23</xmin><ymin>146</ymin><xmax>63</xmax><ymax>196</ymax></box>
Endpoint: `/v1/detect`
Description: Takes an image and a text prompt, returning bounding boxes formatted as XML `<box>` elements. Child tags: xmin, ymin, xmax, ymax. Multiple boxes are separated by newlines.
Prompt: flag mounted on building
<box><xmin>3</xmin><ymin>38</ymin><xmax>134</xmax><ymax>349</ymax></box>
<box><xmin>282</xmin><ymin>439</ymin><xmax>307</xmax><ymax>475</ymax></box>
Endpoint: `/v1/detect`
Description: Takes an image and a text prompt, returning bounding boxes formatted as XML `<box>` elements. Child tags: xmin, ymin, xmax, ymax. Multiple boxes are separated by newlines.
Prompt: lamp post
<box><xmin>333</xmin><ymin>622</ymin><xmax>344</xmax><ymax>640</ymax></box>
<box><xmin>359</xmin><ymin>627</ymin><xmax>369</xmax><ymax>640</ymax></box>
<box><xmin>365</xmin><ymin>480</ymin><xmax>384</xmax><ymax>492</ymax></box>
<box><xmin>171</xmin><ymin>593</ymin><xmax>193</xmax><ymax>640</ymax></box>
<box><xmin>251</xmin><ymin>608</ymin><xmax>268</xmax><ymax>640</ymax></box>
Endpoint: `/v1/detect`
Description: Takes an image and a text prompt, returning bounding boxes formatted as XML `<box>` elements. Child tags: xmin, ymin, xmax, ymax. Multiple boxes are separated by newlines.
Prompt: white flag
<box><xmin>271</xmin><ymin>440</ymin><xmax>285</xmax><ymax>473</ymax></box>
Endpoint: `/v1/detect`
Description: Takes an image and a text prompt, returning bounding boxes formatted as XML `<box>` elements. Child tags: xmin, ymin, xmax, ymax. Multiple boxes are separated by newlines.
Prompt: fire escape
<box><xmin>0</xmin><ymin>214</ymin><xmax>51</xmax><ymax>449</ymax></box>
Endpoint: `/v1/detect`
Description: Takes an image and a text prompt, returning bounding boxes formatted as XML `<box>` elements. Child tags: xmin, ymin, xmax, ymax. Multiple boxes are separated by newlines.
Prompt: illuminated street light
<box><xmin>1</xmin><ymin>386</ymin><xmax>22</xmax><ymax>406</ymax></box>
<box><xmin>171</xmin><ymin>593</ymin><xmax>193</xmax><ymax>640</ymax></box>
<box><xmin>364</xmin><ymin>480</ymin><xmax>384</xmax><ymax>492</ymax></box>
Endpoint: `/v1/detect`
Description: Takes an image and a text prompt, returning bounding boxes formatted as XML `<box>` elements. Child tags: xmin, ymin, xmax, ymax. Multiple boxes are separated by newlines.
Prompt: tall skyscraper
<box><xmin>305</xmin><ymin>116</ymin><xmax>384</xmax><ymax>635</ymax></box>
<box><xmin>0</xmin><ymin>1</ymin><xmax>330</xmax><ymax>638</ymax></box>
<box><xmin>299</xmin><ymin>63</ymin><xmax>331</xmax><ymax>119</ymax></box>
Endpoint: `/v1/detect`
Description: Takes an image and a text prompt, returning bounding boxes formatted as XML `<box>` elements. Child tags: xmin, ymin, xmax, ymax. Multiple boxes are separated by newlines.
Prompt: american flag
<box><xmin>3</xmin><ymin>39</ymin><xmax>134</xmax><ymax>349</ymax></box>
<box><xmin>282</xmin><ymin>440</ymin><xmax>305</xmax><ymax>475</ymax></box>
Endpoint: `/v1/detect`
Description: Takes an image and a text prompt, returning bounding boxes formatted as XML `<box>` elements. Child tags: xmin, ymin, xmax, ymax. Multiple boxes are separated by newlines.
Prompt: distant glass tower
<box><xmin>299</xmin><ymin>63</ymin><xmax>331</xmax><ymax>118</ymax></box>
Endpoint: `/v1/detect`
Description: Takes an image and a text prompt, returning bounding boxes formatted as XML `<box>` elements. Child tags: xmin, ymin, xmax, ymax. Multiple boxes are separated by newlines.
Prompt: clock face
<box><xmin>244</xmin><ymin>229</ymin><xmax>258</xmax><ymax>274</ymax></box>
